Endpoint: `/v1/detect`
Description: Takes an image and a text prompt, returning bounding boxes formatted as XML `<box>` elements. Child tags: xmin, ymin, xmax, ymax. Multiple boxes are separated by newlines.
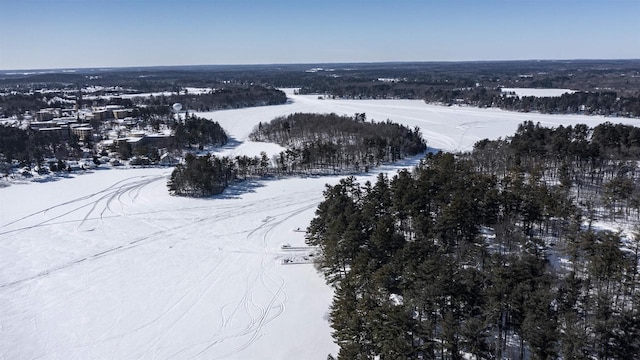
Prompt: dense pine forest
<box><xmin>167</xmin><ymin>153</ymin><xmax>235</xmax><ymax>197</ymax></box>
<box><xmin>173</xmin><ymin>114</ymin><xmax>228</xmax><ymax>150</ymax></box>
<box><xmin>309</xmin><ymin>122</ymin><xmax>640</xmax><ymax>359</ymax></box>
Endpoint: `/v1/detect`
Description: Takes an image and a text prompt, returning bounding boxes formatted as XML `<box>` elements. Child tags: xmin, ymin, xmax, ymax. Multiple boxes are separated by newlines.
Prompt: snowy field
<box><xmin>2</xmin><ymin>90</ymin><xmax>640</xmax><ymax>359</ymax></box>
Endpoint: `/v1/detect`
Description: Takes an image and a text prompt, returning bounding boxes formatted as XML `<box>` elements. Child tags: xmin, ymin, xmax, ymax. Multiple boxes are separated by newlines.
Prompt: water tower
<box><xmin>172</xmin><ymin>102</ymin><xmax>183</xmax><ymax>123</ymax></box>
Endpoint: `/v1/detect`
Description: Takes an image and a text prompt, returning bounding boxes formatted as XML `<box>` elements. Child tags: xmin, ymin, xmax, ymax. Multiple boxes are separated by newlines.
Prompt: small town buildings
<box><xmin>35</xmin><ymin>110</ymin><xmax>55</xmax><ymax>121</ymax></box>
<box><xmin>112</xmin><ymin>109</ymin><xmax>133</xmax><ymax>119</ymax></box>
<box><xmin>71</xmin><ymin>126</ymin><xmax>93</xmax><ymax>141</ymax></box>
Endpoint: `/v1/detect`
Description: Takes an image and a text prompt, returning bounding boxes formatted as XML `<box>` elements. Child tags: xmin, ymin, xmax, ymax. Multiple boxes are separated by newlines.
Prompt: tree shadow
<box><xmin>220</xmin><ymin>136</ymin><xmax>242</xmax><ymax>150</ymax></box>
<box><xmin>204</xmin><ymin>179</ymin><xmax>266</xmax><ymax>200</ymax></box>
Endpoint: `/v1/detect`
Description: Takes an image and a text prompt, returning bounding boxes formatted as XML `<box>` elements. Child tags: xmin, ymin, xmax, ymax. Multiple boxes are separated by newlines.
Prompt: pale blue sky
<box><xmin>0</xmin><ymin>0</ymin><xmax>638</xmax><ymax>70</ymax></box>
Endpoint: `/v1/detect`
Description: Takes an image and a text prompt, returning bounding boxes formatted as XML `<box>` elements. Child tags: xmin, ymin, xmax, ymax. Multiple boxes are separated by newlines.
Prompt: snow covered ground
<box><xmin>1</xmin><ymin>167</ymin><xmax>345</xmax><ymax>359</ymax></box>
<box><xmin>2</xmin><ymin>90</ymin><xmax>640</xmax><ymax>359</ymax></box>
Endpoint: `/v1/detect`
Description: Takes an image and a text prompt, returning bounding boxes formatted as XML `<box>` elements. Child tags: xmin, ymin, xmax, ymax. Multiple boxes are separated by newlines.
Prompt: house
<box><xmin>159</xmin><ymin>153</ymin><xmax>178</xmax><ymax>166</ymax></box>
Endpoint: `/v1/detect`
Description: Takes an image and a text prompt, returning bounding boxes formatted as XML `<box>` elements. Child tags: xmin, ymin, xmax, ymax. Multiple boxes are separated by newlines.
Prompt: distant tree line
<box><xmin>132</xmin><ymin>85</ymin><xmax>286</xmax><ymax>112</ymax></box>
<box><xmin>310</xmin><ymin>149</ymin><xmax>640</xmax><ymax>359</ymax></box>
<box><xmin>4</xmin><ymin>61</ymin><xmax>639</xmax><ymax>118</ymax></box>
<box><xmin>0</xmin><ymin>85</ymin><xmax>285</xmax><ymax>119</ymax></box>
<box><xmin>300</xmin><ymin>81</ymin><xmax>640</xmax><ymax>117</ymax></box>
<box><xmin>249</xmin><ymin>113</ymin><xmax>426</xmax><ymax>173</ymax></box>
<box><xmin>0</xmin><ymin>94</ymin><xmax>50</xmax><ymax>118</ymax></box>
<box><xmin>299</xmin><ymin>82</ymin><xmax>445</xmax><ymax>100</ymax></box>
<box><xmin>495</xmin><ymin>91</ymin><xmax>640</xmax><ymax>117</ymax></box>
<box><xmin>3</xmin><ymin>60</ymin><xmax>638</xmax><ymax>95</ymax></box>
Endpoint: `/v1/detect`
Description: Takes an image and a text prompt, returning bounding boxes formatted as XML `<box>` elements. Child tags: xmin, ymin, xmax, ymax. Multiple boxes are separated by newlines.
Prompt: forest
<box><xmin>157</xmin><ymin>85</ymin><xmax>286</xmax><ymax>111</ymax></box>
<box><xmin>107</xmin><ymin>85</ymin><xmax>286</xmax><ymax>113</ymax></box>
<box><xmin>309</xmin><ymin>122</ymin><xmax>640</xmax><ymax>359</ymax></box>
<box><xmin>0</xmin><ymin>124</ymin><xmax>83</xmax><ymax>172</ymax></box>
<box><xmin>167</xmin><ymin>153</ymin><xmax>235</xmax><ymax>197</ymax></box>
<box><xmin>299</xmin><ymin>84</ymin><xmax>640</xmax><ymax>118</ymax></box>
<box><xmin>172</xmin><ymin>114</ymin><xmax>228</xmax><ymax>150</ymax></box>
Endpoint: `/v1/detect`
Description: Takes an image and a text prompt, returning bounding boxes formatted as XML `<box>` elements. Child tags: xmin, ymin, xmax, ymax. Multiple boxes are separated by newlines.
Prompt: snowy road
<box><xmin>2</xmin><ymin>91</ymin><xmax>640</xmax><ymax>359</ymax></box>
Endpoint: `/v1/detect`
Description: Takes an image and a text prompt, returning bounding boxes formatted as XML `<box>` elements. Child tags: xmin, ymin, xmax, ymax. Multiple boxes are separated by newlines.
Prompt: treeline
<box><xmin>0</xmin><ymin>125</ymin><xmax>82</xmax><ymax>168</ymax></box>
<box><xmin>134</xmin><ymin>85</ymin><xmax>286</xmax><ymax>112</ymax></box>
<box><xmin>496</xmin><ymin>91</ymin><xmax>640</xmax><ymax>117</ymax></box>
<box><xmin>299</xmin><ymin>82</ymin><xmax>450</xmax><ymax>100</ymax></box>
<box><xmin>301</xmin><ymin>81</ymin><xmax>640</xmax><ymax>117</ymax></box>
<box><xmin>0</xmin><ymin>85</ymin><xmax>286</xmax><ymax>118</ymax></box>
<box><xmin>167</xmin><ymin>153</ymin><xmax>235</xmax><ymax>197</ymax></box>
<box><xmin>173</xmin><ymin>115</ymin><xmax>228</xmax><ymax>150</ymax></box>
<box><xmin>250</xmin><ymin>113</ymin><xmax>426</xmax><ymax>173</ymax></box>
<box><xmin>309</xmin><ymin>152</ymin><xmax>640</xmax><ymax>359</ymax></box>
<box><xmin>0</xmin><ymin>94</ymin><xmax>50</xmax><ymax>118</ymax></box>
<box><xmin>470</xmin><ymin>121</ymin><xmax>640</xmax><ymax>221</ymax></box>
<box><xmin>424</xmin><ymin>89</ymin><xmax>640</xmax><ymax>118</ymax></box>
<box><xmin>168</xmin><ymin>151</ymin><xmax>274</xmax><ymax>196</ymax></box>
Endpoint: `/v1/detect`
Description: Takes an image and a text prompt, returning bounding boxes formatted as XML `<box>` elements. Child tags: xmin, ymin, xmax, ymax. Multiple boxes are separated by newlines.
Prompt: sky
<box><xmin>0</xmin><ymin>0</ymin><xmax>638</xmax><ymax>70</ymax></box>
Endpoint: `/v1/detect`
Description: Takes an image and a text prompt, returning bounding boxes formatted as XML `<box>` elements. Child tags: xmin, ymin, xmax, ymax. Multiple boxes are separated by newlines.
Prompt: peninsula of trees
<box><xmin>310</xmin><ymin>122</ymin><xmax>640</xmax><ymax>359</ymax></box>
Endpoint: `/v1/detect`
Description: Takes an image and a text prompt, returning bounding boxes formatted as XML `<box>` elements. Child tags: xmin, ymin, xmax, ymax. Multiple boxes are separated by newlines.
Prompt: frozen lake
<box><xmin>2</xmin><ymin>91</ymin><xmax>639</xmax><ymax>359</ymax></box>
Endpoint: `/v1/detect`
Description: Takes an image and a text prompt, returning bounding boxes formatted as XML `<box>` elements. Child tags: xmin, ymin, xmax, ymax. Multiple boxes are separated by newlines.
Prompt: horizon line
<box><xmin>2</xmin><ymin>58</ymin><xmax>640</xmax><ymax>73</ymax></box>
